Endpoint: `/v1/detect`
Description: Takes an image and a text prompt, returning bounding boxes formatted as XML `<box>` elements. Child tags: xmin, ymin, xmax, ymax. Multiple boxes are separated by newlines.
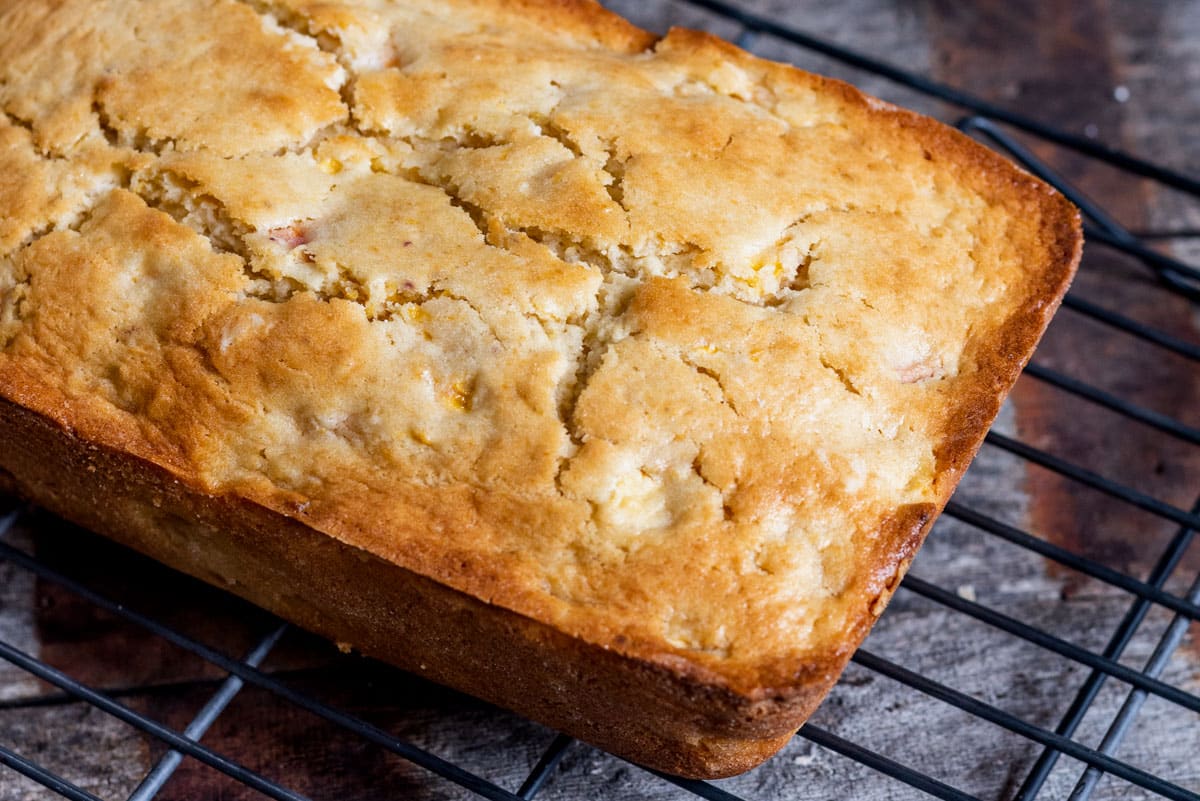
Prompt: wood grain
<box><xmin>1</xmin><ymin>2</ymin><xmax>1198</xmax><ymax>800</ymax></box>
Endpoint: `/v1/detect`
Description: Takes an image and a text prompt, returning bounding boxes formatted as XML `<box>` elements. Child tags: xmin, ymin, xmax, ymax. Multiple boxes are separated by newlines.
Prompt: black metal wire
<box><xmin>1013</xmin><ymin>496</ymin><xmax>1200</xmax><ymax>801</ymax></box>
<box><xmin>1061</xmin><ymin>294</ymin><xmax>1200</xmax><ymax>362</ymax></box>
<box><xmin>797</xmin><ymin>726</ymin><xmax>982</xmax><ymax>801</ymax></box>
<box><xmin>517</xmin><ymin>735</ymin><xmax>575</xmax><ymax>799</ymax></box>
<box><xmin>0</xmin><ymin>744</ymin><xmax>106</xmax><ymax>801</ymax></box>
<box><xmin>0</xmin><ymin>636</ymin><xmax>313</xmax><ymax>801</ymax></box>
<box><xmin>942</xmin><ymin>502</ymin><xmax>1200</xmax><ymax>623</ymax></box>
<box><xmin>677</xmin><ymin>0</ymin><xmax>1200</xmax><ymax>196</ymax></box>
<box><xmin>0</xmin><ymin>668</ymin><xmax>320</xmax><ymax>712</ymax></box>
<box><xmin>125</xmin><ymin>623</ymin><xmax>289</xmax><ymax>801</ymax></box>
<box><xmin>898</xmin><ymin>575</ymin><xmax>1200</xmax><ymax>715</ymax></box>
<box><xmin>646</xmin><ymin>771</ymin><xmax>748</xmax><ymax>801</ymax></box>
<box><xmin>1083</xmin><ymin>225</ymin><xmax>1200</xmax><ymax>295</ymax></box>
<box><xmin>0</xmin><ymin>536</ymin><xmax>526</xmax><ymax>801</ymax></box>
<box><xmin>1</xmin><ymin>2</ymin><xmax>1199</xmax><ymax>799</ymax></box>
<box><xmin>1068</xmin><ymin>568</ymin><xmax>1200</xmax><ymax>800</ymax></box>
<box><xmin>851</xmin><ymin>650</ymin><xmax>1200</xmax><ymax>801</ymax></box>
<box><xmin>955</xmin><ymin>118</ymin><xmax>1130</xmax><ymax>239</ymax></box>
<box><xmin>1133</xmin><ymin>229</ymin><xmax>1200</xmax><ymax>240</ymax></box>
<box><xmin>958</xmin><ymin>117</ymin><xmax>1200</xmax><ymax>299</ymax></box>
<box><xmin>1022</xmin><ymin>361</ymin><xmax>1200</xmax><ymax>447</ymax></box>
<box><xmin>984</xmin><ymin>431</ymin><xmax>1200</xmax><ymax>530</ymax></box>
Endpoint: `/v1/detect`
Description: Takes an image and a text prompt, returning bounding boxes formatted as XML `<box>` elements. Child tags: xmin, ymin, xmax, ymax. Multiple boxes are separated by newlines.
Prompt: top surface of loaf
<box><xmin>0</xmin><ymin>0</ymin><xmax>1077</xmax><ymax>691</ymax></box>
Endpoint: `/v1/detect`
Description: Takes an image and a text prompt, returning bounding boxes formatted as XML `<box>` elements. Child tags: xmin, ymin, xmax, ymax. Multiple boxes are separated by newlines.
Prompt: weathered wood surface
<box><xmin>2</xmin><ymin>2</ymin><xmax>1198</xmax><ymax>799</ymax></box>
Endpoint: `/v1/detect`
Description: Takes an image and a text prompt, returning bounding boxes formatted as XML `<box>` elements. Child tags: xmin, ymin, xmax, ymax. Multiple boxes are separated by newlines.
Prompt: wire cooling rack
<box><xmin>2</xmin><ymin>2</ymin><xmax>1198</xmax><ymax>799</ymax></box>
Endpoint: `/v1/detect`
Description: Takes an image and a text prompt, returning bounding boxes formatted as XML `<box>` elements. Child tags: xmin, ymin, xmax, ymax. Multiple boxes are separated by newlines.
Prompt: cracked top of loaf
<box><xmin>0</xmin><ymin>0</ymin><xmax>1079</xmax><ymax>694</ymax></box>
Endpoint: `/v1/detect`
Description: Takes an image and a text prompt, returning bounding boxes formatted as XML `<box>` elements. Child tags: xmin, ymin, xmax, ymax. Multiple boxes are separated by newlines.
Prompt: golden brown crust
<box><xmin>0</xmin><ymin>392</ymin><xmax>809</xmax><ymax>778</ymax></box>
<box><xmin>0</xmin><ymin>0</ymin><xmax>1082</xmax><ymax>777</ymax></box>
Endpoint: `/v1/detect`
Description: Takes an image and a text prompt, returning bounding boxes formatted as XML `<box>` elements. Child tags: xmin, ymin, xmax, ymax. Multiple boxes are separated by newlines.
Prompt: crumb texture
<box><xmin>0</xmin><ymin>0</ymin><xmax>1072</xmax><ymax>681</ymax></box>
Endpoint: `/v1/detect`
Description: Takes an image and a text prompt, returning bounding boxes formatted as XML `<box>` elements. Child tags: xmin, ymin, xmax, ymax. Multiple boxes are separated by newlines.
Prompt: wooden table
<box><xmin>1</xmin><ymin>2</ymin><xmax>1198</xmax><ymax>799</ymax></box>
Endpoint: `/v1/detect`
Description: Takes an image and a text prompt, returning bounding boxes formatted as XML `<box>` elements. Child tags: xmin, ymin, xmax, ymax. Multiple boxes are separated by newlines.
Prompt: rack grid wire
<box><xmin>1</xmin><ymin>1</ymin><xmax>1198</xmax><ymax>800</ymax></box>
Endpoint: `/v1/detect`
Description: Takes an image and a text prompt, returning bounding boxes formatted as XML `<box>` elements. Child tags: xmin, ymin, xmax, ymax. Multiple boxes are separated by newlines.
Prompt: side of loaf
<box><xmin>0</xmin><ymin>0</ymin><xmax>1081</xmax><ymax>777</ymax></box>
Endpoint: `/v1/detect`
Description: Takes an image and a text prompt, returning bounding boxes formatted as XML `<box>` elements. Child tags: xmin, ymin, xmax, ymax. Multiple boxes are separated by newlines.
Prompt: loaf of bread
<box><xmin>0</xmin><ymin>0</ymin><xmax>1080</xmax><ymax>778</ymax></box>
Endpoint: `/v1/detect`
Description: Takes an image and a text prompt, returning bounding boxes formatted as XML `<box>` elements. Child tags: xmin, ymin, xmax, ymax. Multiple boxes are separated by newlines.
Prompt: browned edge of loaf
<box><xmin>0</xmin><ymin>0</ymin><xmax>1084</xmax><ymax>779</ymax></box>
<box><xmin>0</xmin><ymin>393</ymin><xmax>804</xmax><ymax>778</ymax></box>
<box><xmin>639</xmin><ymin>20</ymin><xmax>1085</xmax><ymax>704</ymax></box>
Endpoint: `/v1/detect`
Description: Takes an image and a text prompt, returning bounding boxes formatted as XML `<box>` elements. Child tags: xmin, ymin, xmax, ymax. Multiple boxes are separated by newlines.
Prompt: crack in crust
<box><xmin>236</xmin><ymin>0</ymin><xmax>360</xmax><ymax>118</ymax></box>
<box><xmin>680</xmin><ymin>353</ymin><xmax>741</xmax><ymax>417</ymax></box>
<box><xmin>89</xmin><ymin>96</ymin><xmax>184</xmax><ymax>155</ymax></box>
<box><xmin>551</xmin><ymin>275</ymin><xmax>634</xmax><ymax>490</ymax></box>
<box><xmin>601</xmin><ymin>139</ymin><xmax>629</xmax><ymax>212</ymax></box>
<box><xmin>0</xmin><ymin>0</ymin><xmax>929</xmax><ymax>541</ymax></box>
<box><xmin>692</xmin><ymin>453</ymin><xmax>734</xmax><ymax>521</ymax></box>
<box><xmin>2</xmin><ymin>0</ymin><xmax>870</xmax><ymax>503</ymax></box>
<box><xmin>0</xmin><ymin>160</ymin><xmax>131</xmax><ymax>265</ymax></box>
<box><xmin>820</xmin><ymin>356</ymin><xmax>861</xmax><ymax>397</ymax></box>
<box><xmin>0</xmin><ymin>1</ymin><xmax>1083</xmax><ymax>777</ymax></box>
<box><xmin>0</xmin><ymin>260</ymin><xmax>30</xmax><ymax>349</ymax></box>
<box><xmin>1</xmin><ymin>105</ymin><xmax>36</xmax><ymax>140</ymax></box>
<box><xmin>398</xmin><ymin>132</ymin><xmax>820</xmax><ymax>310</ymax></box>
<box><xmin>0</xmin><ymin>186</ymin><xmax>119</xmax><ymax>349</ymax></box>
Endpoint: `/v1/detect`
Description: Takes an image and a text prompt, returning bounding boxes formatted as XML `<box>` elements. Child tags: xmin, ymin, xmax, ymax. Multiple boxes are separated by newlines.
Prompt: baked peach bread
<box><xmin>0</xmin><ymin>0</ymin><xmax>1080</xmax><ymax>777</ymax></box>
